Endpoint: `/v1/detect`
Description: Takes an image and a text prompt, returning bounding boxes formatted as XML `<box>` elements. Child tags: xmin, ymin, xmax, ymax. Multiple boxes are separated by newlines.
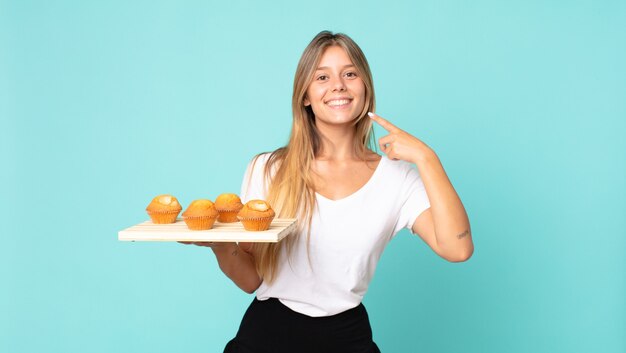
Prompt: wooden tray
<box><xmin>118</xmin><ymin>218</ymin><xmax>297</xmax><ymax>243</ymax></box>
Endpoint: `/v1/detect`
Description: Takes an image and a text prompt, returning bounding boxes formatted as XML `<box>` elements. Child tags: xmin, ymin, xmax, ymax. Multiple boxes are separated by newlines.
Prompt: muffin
<box><xmin>214</xmin><ymin>193</ymin><xmax>244</xmax><ymax>223</ymax></box>
<box><xmin>146</xmin><ymin>194</ymin><xmax>182</xmax><ymax>224</ymax></box>
<box><xmin>182</xmin><ymin>199</ymin><xmax>219</xmax><ymax>230</ymax></box>
<box><xmin>237</xmin><ymin>200</ymin><xmax>275</xmax><ymax>231</ymax></box>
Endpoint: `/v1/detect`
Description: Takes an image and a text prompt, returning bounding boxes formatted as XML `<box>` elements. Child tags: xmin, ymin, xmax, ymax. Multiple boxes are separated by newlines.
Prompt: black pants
<box><xmin>224</xmin><ymin>298</ymin><xmax>381</xmax><ymax>353</ymax></box>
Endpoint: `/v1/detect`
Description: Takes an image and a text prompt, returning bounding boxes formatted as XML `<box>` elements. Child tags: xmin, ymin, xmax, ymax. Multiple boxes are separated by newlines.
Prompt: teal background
<box><xmin>1</xmin><ymin>0</ymin><xmax>624</xmax><ymax>352</ymax></box>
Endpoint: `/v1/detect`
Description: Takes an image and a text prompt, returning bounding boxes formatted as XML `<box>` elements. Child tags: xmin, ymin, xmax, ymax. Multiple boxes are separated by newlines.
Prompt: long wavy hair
<box><xmin>251</xmin><ymin>31</ymin><xmax>377</xmax><ymax>282</ymax></box>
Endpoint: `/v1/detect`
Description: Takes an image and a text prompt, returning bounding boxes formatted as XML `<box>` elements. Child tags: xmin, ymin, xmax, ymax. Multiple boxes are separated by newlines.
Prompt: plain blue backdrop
<box><xmin>1</xmin><ymin>1</ymin><xmax>624</xmax><ymax>352</ymax></box>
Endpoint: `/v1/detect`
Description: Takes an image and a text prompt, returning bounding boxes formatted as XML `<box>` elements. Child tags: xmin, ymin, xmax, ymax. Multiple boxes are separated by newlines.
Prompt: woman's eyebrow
<box><xmin>316</xmin><ymin>64</ymin><xmax>355</xmax><ymax>71</ymax></box>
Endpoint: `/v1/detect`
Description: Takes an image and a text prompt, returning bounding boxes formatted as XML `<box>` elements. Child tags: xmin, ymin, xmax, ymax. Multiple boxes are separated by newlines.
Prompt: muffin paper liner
<box><xmin>217</xmin><ymin>209</ymin><xmax>242</xmax><ymax>223</ymax></box>
<box><xmin>146</xmin><ymin>209</ymin><xmax>181</xmax><ymax>224</ymax></box>
<box><xmin>182</xmin><ymin>215</ymin><xmax>218</xmax><ymax>230</ymax></box>
<box><xmin>237</xmin><ymin>216</ymin><xmax>275</xmax><ymax>231</ymax></box>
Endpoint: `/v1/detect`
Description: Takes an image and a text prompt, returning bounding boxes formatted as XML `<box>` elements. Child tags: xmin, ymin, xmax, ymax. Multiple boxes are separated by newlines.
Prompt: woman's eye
<box><xmin>317</xmin><ymin>75</ymin><xmax>328</xmax><ymax>81</ymax></box>
<box><xmin>345</xmin><ymin>72</ymin><xmax>358</xmax><ymax>78</ymax></box>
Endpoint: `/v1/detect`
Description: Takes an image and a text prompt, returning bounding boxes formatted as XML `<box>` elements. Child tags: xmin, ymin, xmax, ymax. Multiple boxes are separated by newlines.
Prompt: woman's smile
<box><xmin>325</xmin><ymin>97</ymin><xmax>353</xmax><ymax>109</ymax></box>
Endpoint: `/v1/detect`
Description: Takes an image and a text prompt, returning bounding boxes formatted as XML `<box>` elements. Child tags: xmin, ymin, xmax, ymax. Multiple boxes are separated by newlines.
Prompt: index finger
<box><xmin>368</xmin><ymin>112</ymin><xmax>400</xmax><ymax>132</ymax></box>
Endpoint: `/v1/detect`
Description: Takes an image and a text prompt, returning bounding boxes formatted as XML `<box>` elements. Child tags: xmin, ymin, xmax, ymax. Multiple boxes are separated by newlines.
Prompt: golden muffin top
<box><xmin>214</xmin><ymin>193</ymin><xmax>244</xmax><ymax>211</ymax></box>
<box><xmin>146</xmin><ymin>194</ymin><xmax>182</xmax><ymax>212</ymax></box>
<box><xmin>182</xmin><ymin>199</ymin><xmax>219</xmax><ymax>217</ymax></box>
<box><xmin>238</xmin><ymin>200</ymin><xmax>275</xmax><ymax>218</ymax></box>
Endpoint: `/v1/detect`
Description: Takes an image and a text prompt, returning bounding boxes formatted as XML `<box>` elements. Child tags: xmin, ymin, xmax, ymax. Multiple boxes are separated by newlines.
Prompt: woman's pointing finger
<box><xmin>368</xmin><ymin>112</ymin><xmax>400</xmax><ymax>133</ymax></box>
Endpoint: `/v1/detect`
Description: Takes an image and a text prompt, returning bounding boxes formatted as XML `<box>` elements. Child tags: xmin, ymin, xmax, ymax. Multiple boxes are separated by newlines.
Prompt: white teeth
<box><xmin>326</xmin><ymin>99</ymin><xmax>350</xmax><ymax>106</ymax></box>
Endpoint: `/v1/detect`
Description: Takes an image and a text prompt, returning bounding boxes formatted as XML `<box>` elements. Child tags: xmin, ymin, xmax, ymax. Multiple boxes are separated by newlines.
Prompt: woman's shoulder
<box><xmin>248</xmin><ymin>148</ymin><xmax>283</xmax><ymax>170</ymax></box>
<box><xmin>245</xmin><ymin>148</ymin><xmax>287</xmax><ymax>179</ymax></box>
<box><xmin>377</xmin><ymin>155</ymin><xmax>422</xmax><ymax>179</ymax></box>
<box><xmin>250</xmin><ymin>152</ymin><xmax>272</xmax><ymax>166</ymax></box>
<box><xmin>241</xmin><ymin>151</ymin><xmax>281</xmax><ymax>201</ymax></box>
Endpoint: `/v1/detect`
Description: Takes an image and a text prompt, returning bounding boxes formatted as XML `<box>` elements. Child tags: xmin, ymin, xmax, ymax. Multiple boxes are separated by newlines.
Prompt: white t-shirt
<box><xmin>240</xmin><ymin>153</ymin><xmax>431</xmax><ymax>317</ymax></box>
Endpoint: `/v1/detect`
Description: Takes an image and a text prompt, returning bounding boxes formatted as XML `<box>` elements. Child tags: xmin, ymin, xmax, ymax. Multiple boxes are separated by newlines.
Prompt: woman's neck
<box><xmin>315</xmin><ymin>122</ymin><xmax>360</xmax><ymax>161</ymax></box>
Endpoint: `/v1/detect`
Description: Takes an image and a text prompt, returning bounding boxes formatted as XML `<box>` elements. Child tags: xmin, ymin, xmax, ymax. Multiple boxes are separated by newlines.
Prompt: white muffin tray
<box><xmin>118</xmin><ymin>218</ymin><xmax>297</xmax><ymax>243</ymax></box>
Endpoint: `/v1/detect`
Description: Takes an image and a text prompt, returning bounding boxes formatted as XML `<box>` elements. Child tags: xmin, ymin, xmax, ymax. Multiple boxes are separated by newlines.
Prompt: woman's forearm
<box><xmin>415</xmin><ymin>151</ymin><xmax>473</xmax><ymax>261</ymax></box>
<box><xmin>211</xmin><ymin>243</ymin><xmax>262</xmax><ymax>293</ymax></box>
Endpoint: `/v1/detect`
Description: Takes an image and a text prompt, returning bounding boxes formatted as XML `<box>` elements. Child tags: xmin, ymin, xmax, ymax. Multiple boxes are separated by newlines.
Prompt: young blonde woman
<box><xmin>185</xmin><ymin>31</ymin><xmax>474</xmax><ymax>353</ymax></box>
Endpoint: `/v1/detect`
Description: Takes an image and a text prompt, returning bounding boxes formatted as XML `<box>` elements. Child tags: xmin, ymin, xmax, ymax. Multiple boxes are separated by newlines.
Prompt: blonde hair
<box><xmin>252</xmin><ymin>31</ymin><xmax>376</xmax><ymax>282</ymax></box>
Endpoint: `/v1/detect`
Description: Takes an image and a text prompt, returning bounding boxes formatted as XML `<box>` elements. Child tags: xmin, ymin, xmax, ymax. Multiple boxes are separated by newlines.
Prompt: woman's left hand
<box><xmin>368</xmin><ymin>112</ymin><xmax>435</xmax><ymax>164</ymax></box>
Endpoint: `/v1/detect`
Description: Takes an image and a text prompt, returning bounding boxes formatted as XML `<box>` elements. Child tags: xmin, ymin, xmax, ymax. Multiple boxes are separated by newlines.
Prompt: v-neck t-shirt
<box><xmin>240</xmin><ymin>153</ymin><xmax>431</xmax><ymax>317</ymax></box>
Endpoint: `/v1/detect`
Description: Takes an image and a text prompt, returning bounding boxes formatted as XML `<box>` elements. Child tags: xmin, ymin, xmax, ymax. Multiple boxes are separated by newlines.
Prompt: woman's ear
<box><xmin>303</xmin><ymin>96</ymin><xmax>310</xmax><ymax>106</ymax></box>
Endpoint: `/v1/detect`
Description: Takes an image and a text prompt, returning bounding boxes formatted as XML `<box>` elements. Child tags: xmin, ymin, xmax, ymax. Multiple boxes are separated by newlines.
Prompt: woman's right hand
<box><xmin>178</xmin><ymin>241</ymin><xmax>234</xmax><ymax>249</ymax></box>
<box><xmin>178</xmin><ymin>241</ymin><xmax>251</xmax><ymax>256</ymax></box>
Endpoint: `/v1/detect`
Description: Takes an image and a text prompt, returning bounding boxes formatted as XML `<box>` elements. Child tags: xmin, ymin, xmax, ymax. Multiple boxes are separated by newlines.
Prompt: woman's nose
<box><xmin>331</xmin><ymin>77</ymin><xmax>346</xmax><ymax>92</ymax></box>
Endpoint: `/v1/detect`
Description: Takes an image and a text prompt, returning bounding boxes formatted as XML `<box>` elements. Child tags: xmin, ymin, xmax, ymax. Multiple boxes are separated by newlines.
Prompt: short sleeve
<box><xmin>393</xmin><ymin>164</ymin><xmax>431</xmax><ymax>235</ymax></box>
<box><xmin>240</xmin><ymin>153</ymin><xmax>271</xmax><ymax>203</ymax></box>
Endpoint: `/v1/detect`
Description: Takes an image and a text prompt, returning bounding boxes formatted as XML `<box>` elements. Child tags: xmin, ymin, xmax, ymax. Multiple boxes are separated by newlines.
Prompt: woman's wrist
<box><xmin>411</xmin><ymin>147</ymin><xmax>438</xmax><ymax>166</ymax></box>
<box><xmin>211</xmin><ymin>242</ymin><xmax>240</xmax><ymax>257</ymax></box>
